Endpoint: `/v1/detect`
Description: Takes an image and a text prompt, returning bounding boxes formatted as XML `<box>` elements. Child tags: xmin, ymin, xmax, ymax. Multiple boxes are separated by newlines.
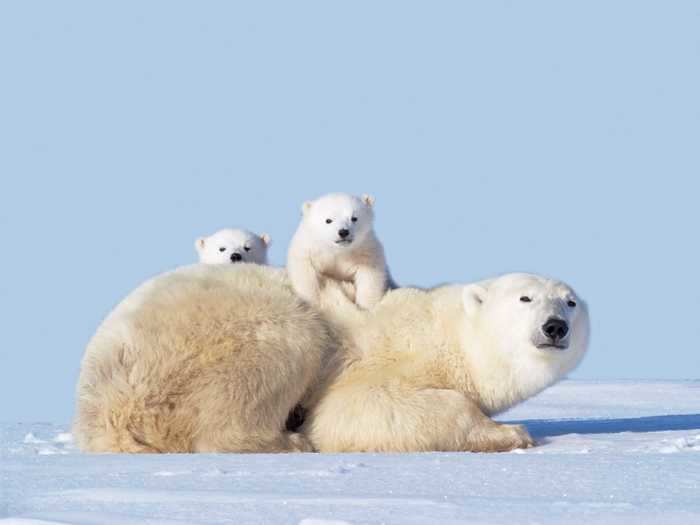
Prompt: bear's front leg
<box><xmin>354</xmin><ymin>265</ymin><xmax>387</xmax><ymax>310</ymax></box>
<box><xmin>288</xmin><ymin>257</ymin><xmax>322</xmax><ymax>306</ymax></box>
<box><xmin>419</xmin><ymin>389</ymin><xmax>535</xmax><ymax>452</ymax></box>
<box><xmin>459</xmin><ymin>406</ymin><xmax>536</xmax><ymax>452</ymax></box>
<box><xmin>305</xmin><ymin>384</ymin><xmax>534</xmax><ymax>453</ymax></box>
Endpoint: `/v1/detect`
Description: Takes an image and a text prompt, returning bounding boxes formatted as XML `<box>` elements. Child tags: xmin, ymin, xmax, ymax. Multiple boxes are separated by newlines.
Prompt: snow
<box><xmin>2</xmin><ymin>381</ymin><xmax>699</xmax><ymax>524</ymax></box>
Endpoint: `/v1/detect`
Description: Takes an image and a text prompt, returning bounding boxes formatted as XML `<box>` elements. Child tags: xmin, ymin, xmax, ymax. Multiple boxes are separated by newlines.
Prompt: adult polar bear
<box><xmin>74</xmin><ymin>264</ymin><xmax>589</xmax><ymax>453</ymax></box>
<box><xmin>305</xmin><ymin>273</ymin><xmax>589</xmax><ymax>452</ymax></box>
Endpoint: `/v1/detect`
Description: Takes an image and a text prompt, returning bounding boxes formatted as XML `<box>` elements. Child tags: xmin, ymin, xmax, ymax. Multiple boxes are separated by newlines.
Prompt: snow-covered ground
<box><xmin>2</xmin><ymin>381</ymin><xmax>699</xmax><ymax>525</ymax></box>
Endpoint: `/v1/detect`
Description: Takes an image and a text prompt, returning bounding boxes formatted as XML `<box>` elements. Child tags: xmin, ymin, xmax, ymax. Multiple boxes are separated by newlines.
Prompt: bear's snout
<box><xmin>542</xmin><ymin>318</ymin><xmax>569</xmax><ymax>343</ymax></box>
<box><xmin>230</xmin><ymin>253</ymin><xmax>243</xmax><ymax>262</ymax></box>
<box><xmin>338</xmin><ymin>229</ymin><xmax>350</xmax><ymax>239</ymax></box>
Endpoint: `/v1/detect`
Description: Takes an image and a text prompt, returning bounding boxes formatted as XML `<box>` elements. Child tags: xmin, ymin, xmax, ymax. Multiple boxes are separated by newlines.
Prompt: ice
<box><xmin>299</xmin><ymin>518</ymin><xmax>352</xmax><ymax>525</ymax></box>
<box><xmin>657</xmin><ymin>435</ymin><xmax>700</xmax><ymax>454</ymax></box>
<box><xmin>22</xmin><ymin>434</ymin><xmax>46</xmax><ymax>445</ymax></box>
<box><xmin>0</xmin><ymin>518</ymin><xmax>65</xmax><ymax>525</ymax></box>
<box><xmin>2</xmin><ymin>381</ymin><xmax>699</xmax><ymax>524</ymax></box>
<box><xmin>51</xmin><ymin>434</ymin><xmax>73</xmax><ymax>444</ymax></box>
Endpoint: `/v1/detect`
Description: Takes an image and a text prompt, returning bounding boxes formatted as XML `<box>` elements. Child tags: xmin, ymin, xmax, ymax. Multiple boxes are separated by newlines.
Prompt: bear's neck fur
<box><xmin>403</xmin><ymin>286</ymin><xmax>565</xmax><ymax>416</ymax></box>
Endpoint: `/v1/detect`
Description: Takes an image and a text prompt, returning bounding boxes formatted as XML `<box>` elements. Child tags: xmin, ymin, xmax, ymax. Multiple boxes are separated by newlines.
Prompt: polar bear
<box><xmin>287</xmin><ymin>193</ymin><xmax>392</xmax><ymax>310</ymax></box>
<box><xmin>196</xmin><ymin>228</ymin><xmax>271</xmax><ymax>265</ymax></box>
<box><xmin>302</xmin><ymin>272</ymin><xmax>590</xmax><ymax>453</ymax></box>
<box><xmin>74</xmin><ymin>266</ymin><xmax>588</xmax><ymax>454</ymax></box>
<box><xmin>73</xmin><ymin>264</ymin><xmax>329</xmax><ymax>453</ymax></box>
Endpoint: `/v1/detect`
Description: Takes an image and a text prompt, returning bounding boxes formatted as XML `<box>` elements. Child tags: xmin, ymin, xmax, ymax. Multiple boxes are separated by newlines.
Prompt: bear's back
<box><xmin>74</xmin><ymin>263</ymin><xmax>330</xmax><ymax>453</ymax></box>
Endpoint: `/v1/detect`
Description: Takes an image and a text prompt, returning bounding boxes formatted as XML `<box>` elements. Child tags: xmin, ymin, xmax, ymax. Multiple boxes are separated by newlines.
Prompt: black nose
<box><xmin>231</xmin><ymin>252</ymin><xmax>243</xmax><ymax>262</ymax></box>
<box><xmin>542</xmin><ymin>318</ymin><xmax>569</xmax><ymax>342</ymax></box>
<box><xmin>338</xmin><ymin>229</ymin><xmax>350</xmax><ymax>238</ymax></box>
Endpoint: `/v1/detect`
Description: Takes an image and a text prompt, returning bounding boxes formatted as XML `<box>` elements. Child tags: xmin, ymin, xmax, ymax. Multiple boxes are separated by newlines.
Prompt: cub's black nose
<box><xmin>338</xmin><ymin>229</ymin><xmax>350</xmax><ymax>238</ymax></box>
<box><xmin>231</xmin><ymin>252</ymin><xmax>243</xmax><ymax>262</ymax></box>
<box><xmin>542</xmin><ymin>318</ymin><xmax>569</xmax><ymax>342</ymax></box>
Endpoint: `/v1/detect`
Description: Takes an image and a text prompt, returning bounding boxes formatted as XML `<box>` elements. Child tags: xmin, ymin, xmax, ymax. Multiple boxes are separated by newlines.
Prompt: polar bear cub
<box><xmin>196</xmin><ymin>228</ymin><xmax>271</xmax><ymax>265</ymax></box>
<box><xmin>287</xmin><ymin>193</ymin><xmax>391</xmax><ymax>310</ymax></box>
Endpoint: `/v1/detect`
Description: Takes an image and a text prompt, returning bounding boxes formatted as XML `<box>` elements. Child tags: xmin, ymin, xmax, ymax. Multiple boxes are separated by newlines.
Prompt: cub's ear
<box><xmin>260</xmin><ymin>233</ymin><xmax>272</xmax><ymax>246</ymax></box>
<box><xmin>302</xmin><ymin>201</ymin><xmax>313</xmax><ymax>215</ymax></box>
<box><xmin>462</xmin><ymin>284</ymin><xmax>487</xmax><ymax>317</ymax></box>
<box><xmin>195</xmin><ymin>237</ymin><xmax>206</xmax><ymax>252</ymax></box>
<box><xmin>362</xmin><ymin>194</ymin><xmax>375</xmax><ymax>207</ymax></box>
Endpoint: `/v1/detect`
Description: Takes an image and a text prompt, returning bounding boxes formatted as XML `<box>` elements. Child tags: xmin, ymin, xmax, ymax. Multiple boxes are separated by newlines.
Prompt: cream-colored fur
<box><xmin>75</xmin><ymin>265</ymin><xmax>588</xmax><ymax>454</ymax></box>
<box><xmin>287</xmin><ymin>193</ymin><xmax>391</xmax><ymax>310</ymax></box>
<box><xmin>302</xmin><ymin>273</ymin><xmax>590</xmax><ymax>453</ymax></box>
<box><xmin>73</xmin><ymin>264</ymin><xmax>331</xmax><ymax>453</ymax></box>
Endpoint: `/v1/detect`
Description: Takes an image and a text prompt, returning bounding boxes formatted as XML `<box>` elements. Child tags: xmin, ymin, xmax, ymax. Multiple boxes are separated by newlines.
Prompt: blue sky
<box><xmin>1</xmin><ymin>1</ymin><xmax>698</xmax><ymax>422</ymax></box>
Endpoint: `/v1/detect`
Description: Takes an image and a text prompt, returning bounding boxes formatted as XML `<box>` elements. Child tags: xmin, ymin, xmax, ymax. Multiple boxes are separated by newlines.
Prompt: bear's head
<box><xmin>301</xmin><ymin>193</ymin><xmax>375</xmax><ymax>249</ymax></box>
<box><xmin>195</xmin><ymin>228</ymin><xmax>271</xmax><ymax>265</ymax></box>
<box><xmin>462</xmin><ymin>273</ymin><xmax>590</xmax><ymax>408</ymax></box>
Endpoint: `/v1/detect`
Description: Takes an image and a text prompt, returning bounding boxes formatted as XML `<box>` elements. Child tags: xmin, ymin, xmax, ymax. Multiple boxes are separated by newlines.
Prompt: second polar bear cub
<box><xmin>288</xmin><ymin>192</ymin><xmax>392</xmax><ymax>310</ymax></box>
<box><xmin>196</xmin><ymin>228</ymin><xmax>271</xmax><ymax>265</ymax></box>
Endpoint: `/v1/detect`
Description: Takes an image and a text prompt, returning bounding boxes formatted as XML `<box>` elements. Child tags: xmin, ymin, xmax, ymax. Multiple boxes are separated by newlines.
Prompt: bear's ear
<box><xmin>462</xmin><ymin>284</ymin><xmax>487</xmax><ymax>317</ymax></box>
<box><xmin>302</xmin><ymin>201</ymin><xmax>313</xmax><ymax>215</ymax></box>
<box><xmin>260</xmin><ymin>233</ymin><xmax>272</xmax><ymax>246</ymax></box>
<box><xmin>362</xmin><ymin>194</ymin><xmax>375</xmax><ymax>207</ymax></box>
<box><xmin>195</xmin><ymin>237</ymin><xmax>206</xmax><ymax>252</ymax></box>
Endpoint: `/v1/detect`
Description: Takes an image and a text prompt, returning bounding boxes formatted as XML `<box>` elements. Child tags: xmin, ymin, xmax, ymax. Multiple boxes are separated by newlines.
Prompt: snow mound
<box><xmin>657</xmin><ymin>434</ymin><xmax>700</xmax><ymax>453</ymax></box>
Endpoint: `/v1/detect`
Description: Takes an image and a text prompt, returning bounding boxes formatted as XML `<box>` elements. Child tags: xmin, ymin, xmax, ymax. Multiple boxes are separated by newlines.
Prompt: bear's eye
<box><xmin>325</xmin><ymin>219</ymin><xmax>333</xmax><ymax>224</ymax></box>
<box><xmin>244</xmin><ymin>246</ymin><xmax>251</xmax><ymax>252</ymax></box>
<box><xmin>351</xmin><ymin>217</ymin><xmax>358</xmax><ymax>222</ymax></box>
<box><xmin>520</xmin><ymin>296</ymin><xmax>532</xmax><ymax>303</ymax></box>
<box><xmin>219</xmin><ymin>247</ymin><xmax>226</xmax><ymax>252</ymax></box>
<box><xmin>567</xmin><ymin>300</ymin><xmax>577</xmax><ymax>308</ymax></box>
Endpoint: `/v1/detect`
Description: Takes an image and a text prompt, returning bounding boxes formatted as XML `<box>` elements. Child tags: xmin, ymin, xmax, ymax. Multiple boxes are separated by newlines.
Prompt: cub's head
<box><xmin>462</xmin><ymin>273</ymin><xmax>590</xmax><ymax>395</ymax></box>
<box><xmin>301</xmin><ymin>193</ymin><xmax>375</xmax><ymax>249</ymax></box>
<box><xmin>195</xmin><ymin>228</ymin><xmax>271</xmax><ymax>265</ymax></box>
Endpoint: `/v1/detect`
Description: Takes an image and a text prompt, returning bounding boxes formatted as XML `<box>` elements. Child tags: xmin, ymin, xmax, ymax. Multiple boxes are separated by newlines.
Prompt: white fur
<box><xmin>196</xmin><ymin>228</ymin><xmax>270</xmax><ymax>265</ymax></box>
<box><xmin>303</xmin><ymin>272</ymin><xmax>590</xmax><ymax>452</ymax></box>
<box><xmin>459</xmin><ymin>273</ymin><xmax>590</xmax><ymax>415</ymax></box>
<box><xmin>287</xmin><ymin>193</ymin><xmax>391</xmax><ymax>310</ymax></box>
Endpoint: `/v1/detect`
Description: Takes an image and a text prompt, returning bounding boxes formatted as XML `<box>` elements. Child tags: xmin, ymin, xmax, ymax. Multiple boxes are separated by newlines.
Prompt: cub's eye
<box><xmin>219</xmin><ymin>247</ymin><xmax>226</xmax><ymax>252</ymax></box>
<box><xmin>325</xmin><ymin>219</ymin><xmax>333</xmax><ymax>224</ymax></box>
<box><xmin>351</xmin><ymin>217</ymin><xmax>358</xmax><ymax>222</ymax></box>
<box><xmin>520</xmin><ymin>296</ymin><xmax>532</xmax><ymax>303</ymax></box>
<box><xmin>567</xmin><ymin>300</ymin><xmax>577</xmax><ymax>308</ymax></box>
<box><xmin>244</xmin><ymin>246</ymin><xmax>251</xmax><ymax>252</ymax></box>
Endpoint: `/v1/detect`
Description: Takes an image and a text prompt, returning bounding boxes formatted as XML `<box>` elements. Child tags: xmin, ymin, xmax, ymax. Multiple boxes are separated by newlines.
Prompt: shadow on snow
<box><xmin>509</xmin><ymin>414</ymin><xmax>700</xmax><ymax>438</ymax></box>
